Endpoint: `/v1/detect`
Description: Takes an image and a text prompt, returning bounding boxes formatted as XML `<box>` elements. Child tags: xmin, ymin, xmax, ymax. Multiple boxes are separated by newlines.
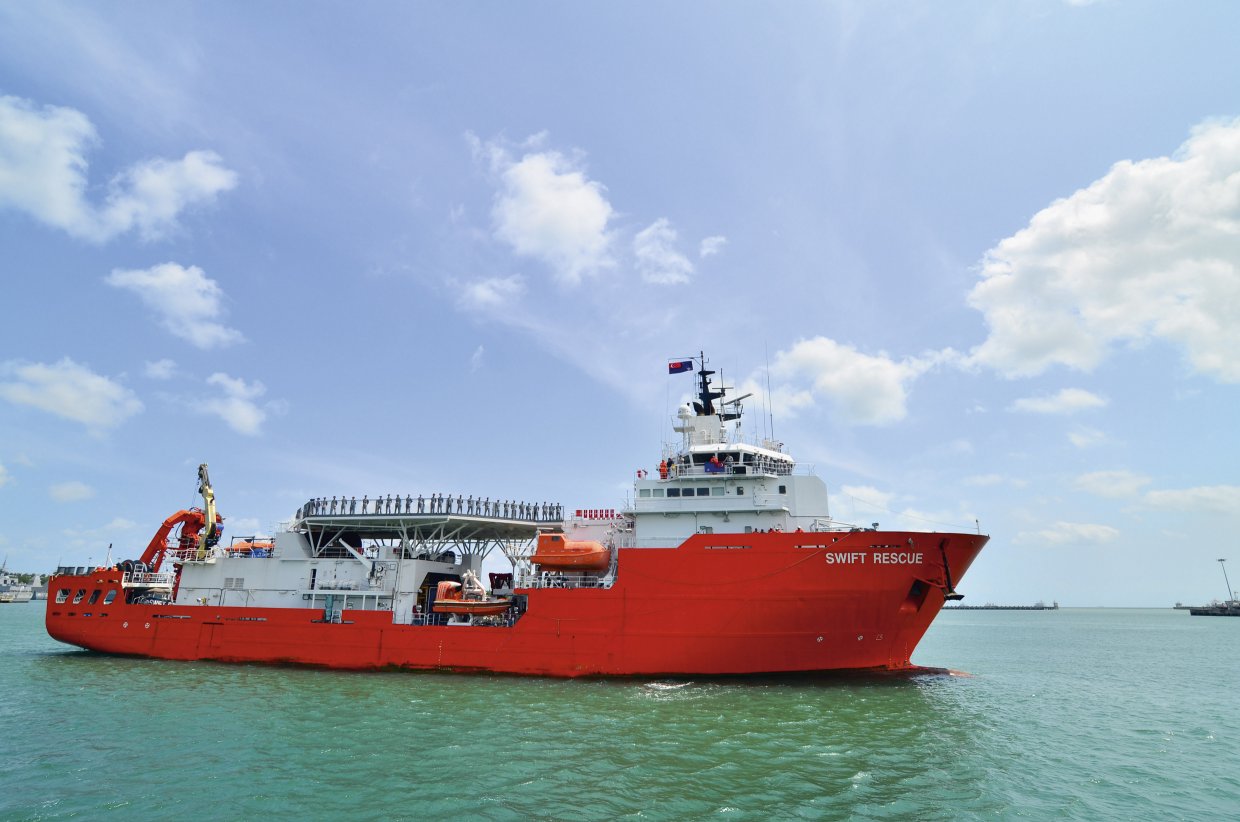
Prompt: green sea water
<box><xmin>2</xmin><ymin>604</ymin><xmax>1236</xmax><ymax>821</ymax></box>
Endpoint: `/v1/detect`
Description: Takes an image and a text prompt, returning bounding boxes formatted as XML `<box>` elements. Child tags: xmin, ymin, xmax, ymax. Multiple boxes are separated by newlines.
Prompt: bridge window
<box><xmin>72</xmin><ymin>589</ymin><xmax>86</xmax><ymax>604</ymax></box>
<box><xmin>55</xmin><ymin>589</ymin><xmax>69</xmax><ymax>604</ymax></box>
<box><xmin>103</xmin><ymin>590</ymin><xmax>117</xmax><ymax>605</ymax></box>
<box><xmin>88</xmin><ymin>590</ymin><xmax>101</xmax><ymax>605</ymax></box>
<box><xmin>652</xmin><ymin>488</ymin><xmax>665</xmax><ymax>498</ymax></box>
<box><xmin>667</xmin><ymin>488</ymin><xmax>681</xmax><ymax>498</ymax></box>
<box><xmin>711</xmin><ymin>487</ymin><xmax>724</xmax><ymax>496</ymax></box>
<box><xmin>638</xmin><ymin>489</ymin><xmax>651</xmax><ymax>498</ymax></box>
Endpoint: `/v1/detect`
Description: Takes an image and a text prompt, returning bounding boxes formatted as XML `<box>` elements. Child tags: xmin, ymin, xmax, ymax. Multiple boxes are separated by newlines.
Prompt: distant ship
<box><xmin>1188</xmin><ymin>559</ymin><xmax>1239</xmax><ymax>617</ymax></box>
<box><xmin>45</xmin><ymin>354</ymin><xmax>989</xmax><ymax>677</ymax></box>
<box><xmin>0</xmin><ymin>562</ymin><xmax>34</xmax><ymax>604</ymax></box>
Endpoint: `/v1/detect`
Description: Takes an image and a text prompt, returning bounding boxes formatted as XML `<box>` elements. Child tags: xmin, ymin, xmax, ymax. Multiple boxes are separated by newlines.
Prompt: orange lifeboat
<box><xmin>231</xmin><ymin>540</ymin><xmax>274</xmax><ymax>554</ymax></box>
<box><xmin>532</xmin><ymin>533</ymin><xmax>610</xmax><ymax>570</ymax></box>
<box><xmin>432</xmin><ymin>580</ymin><xmax>511</xmax><ymax>616</ymax></box>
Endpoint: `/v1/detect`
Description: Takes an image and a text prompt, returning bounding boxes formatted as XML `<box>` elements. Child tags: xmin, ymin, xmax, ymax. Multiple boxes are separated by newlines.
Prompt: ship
<box><xmin>45</xmin><ymin>354</ymin><xmax>989</xmax><ymax>677</ymax></box>
<box><xmin>1188</xmin><ymin>559</ymin><xmax>1240</xmax><ymax>617</ymax></box>
<box><xmin>1</xmin><ymin>560</ymin><xmax>35</xmax><ymax>604</ymax></box>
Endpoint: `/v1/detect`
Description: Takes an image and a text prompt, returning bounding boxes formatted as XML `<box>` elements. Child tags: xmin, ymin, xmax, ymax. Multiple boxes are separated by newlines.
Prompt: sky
<box><xmin>1</xmin><ymin>2</ymin><xmax>1238</xmax><ymax>606</ymax></box>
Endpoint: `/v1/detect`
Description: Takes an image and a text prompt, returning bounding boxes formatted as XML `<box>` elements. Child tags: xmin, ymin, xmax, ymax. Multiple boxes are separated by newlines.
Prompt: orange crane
<box><xmin>137</xmin><ymin>464</ymin><xmax>223</xmax><ymax>571</ymax></box>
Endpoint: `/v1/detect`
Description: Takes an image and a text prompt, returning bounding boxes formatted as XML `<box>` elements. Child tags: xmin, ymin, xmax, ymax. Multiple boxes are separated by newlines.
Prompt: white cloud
<box><xmin>1143</xmin><ymin>485</ymin><xmax>1240</xmax><ymax>514</ymax></box>
<box><xmin>1068</xmin><ymin>427</ymin><xmax>1107</xmax><ymax>448</ymax></box>
<box><xmin>62</xmin><ymin>517</ymin><xmax>138</xmax><ymax>546</ymax></box>
<box><xmin>0</xmin><ymin>95</ymin><xmax>236</xmax><ymax>242</ymax></box>
<box><xmin>475</xmin><ymin>134</ymin><xmax>615</xmax><ymax>286</ymax></box>
<box><xmin>106</xmin><ymin>263</ymin><xmax>243</xmax><ymax>349</ymax></box>
<box><xmin>699</xmin><ymin>235</ymin><xmax>727</xmax><ymax>258</ymax></box>
<box><xmin>144</xmin><ymin>358</ymin><xmax>177</xmax><ymax>379</ymax></box>
<box><xmin>1074</xmin><ymin>470</ymin><xmax>1151</xmax><ymax>499</ymax></box>
<box><xmin>968</xmin><ymin>118</ymin><xmax>1240</xmax><ymax>382</ymax></box>
<box><xmin>50</xmin><ymin>481</ymin><xmax>95</xmax><ymax>502</ymax></box>
<box><xmin>0</xmin><ymin>358</ymin><xmax>143</xmax><ymax>429</ymax></box>
<box><xmin>1010</xmin><ymin>388</ymin><xmax>1107</xmax><ymax>415</ymax></box>
<box><xmin>837</xmin><ymin>485</ymin><xmax>896</xmax><ymax>519</ymax></box>
<box><xmin>459</xmin><ymin>275</ymin><xmax>525</xmax><ymax>310</ymax></box>
<box><xmin>634</xmin><ymin>218</ymin><xmax>693</xmax><ymax>285</ymax></box>
<box><xmin>765</xmin><ymin>336</ymin><xmax>945</xmax><ymax>425</ymax></box>
<box><xmin>201</xmin><ymin>373</ymin><xmax>268</xmax><ymax>435</ymax></box>
<box><xmin>227</xmin><ymin>517</ymin><xmax>266</xmax><ymax>536</ymax></box>
<box><xmin>965</xmin><ymin>474</ymin><xmax>1006</xmax><ymax>487</ymax></box>
<box><xmin>0</xmin><ymin>463</ymin><xmax>12</xmax><ymax>488</ymax></box>
<box><xmin>470</xmin><ymin>345</ymin><xmax>485</xmax><ymax>372</ymax></box>
<box><xmin>1019</xmin><ymin>521</ymin><xmax>1121</xmax><ymax>545</ymax></box>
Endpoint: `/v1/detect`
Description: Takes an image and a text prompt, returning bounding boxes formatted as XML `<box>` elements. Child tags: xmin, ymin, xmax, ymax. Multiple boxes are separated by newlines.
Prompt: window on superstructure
<box><xmin>699</xmin><ymin>526</ymin><xmax>713</xmax><ymax>534</ymax></box>
<box><xmin>639</xmin><ymin>489</ymin><xmax>651</xmax><ymax>498</ymax></box>
<box><xmin>103</xmin><ymin>590</ymin><xmax>117</xmax><ymax>605</ymax></box>
<box><xmin>696</xmin><ymin>488</ymin><xmax>709</xmax><ymax>497</ymax></box>
<box><xmin>653</xmin><ymin>488</ymin><xmax>665</xmax><ymax>497</ymax></box>
<box><xmin>711</xmin><ymin>487</ymin><xmax>724</xmax><ymax>496</ymax></box>
<box><xmin>779</xmin><ymin>485</ymin><xmax>787</xmax><ymax>494</ymax></box>
<box><xmin>55</xmin><ymin>589</ymin><xmax>69</xmax><ymax>604</ymax></box>
<box><xmin>72</xmin><ymin>589</ymin><xmax>86</xmax><ymax>604</ymax></box>
<box><xmin>737</xmin><ymin>487</ymin><xmax>744</xmax><ymax>496</ymax></box>
<box><xmin>88</xmin><ymin>589</ymin><xmax>101</xmax><ymax>605</ymax></box>
<box><xmin>667</xmin><ymin>488</ymin><xmax>681</xmax><ymax>498</ymax></box>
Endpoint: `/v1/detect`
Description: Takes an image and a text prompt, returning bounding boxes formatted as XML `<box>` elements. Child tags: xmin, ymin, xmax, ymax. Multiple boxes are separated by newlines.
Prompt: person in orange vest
<box><xmin>658</xmin><ymin>459</ymin><xmax>668</xmax><ymax>479</ymax></box>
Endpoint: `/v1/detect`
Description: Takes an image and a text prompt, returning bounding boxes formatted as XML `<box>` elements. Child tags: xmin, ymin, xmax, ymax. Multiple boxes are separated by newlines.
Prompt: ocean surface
<box><xmin>2</xmin><ymin>604</ymin><xmax>1236</xmax><ymax>821</ymax></box>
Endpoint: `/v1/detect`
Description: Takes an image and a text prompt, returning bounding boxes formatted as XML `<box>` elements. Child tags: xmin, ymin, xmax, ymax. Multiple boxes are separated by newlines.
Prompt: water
<box><xmin>2</xmin><ymin>604</ymin><xmax>1237</xmax><ymax>820</ymax></box>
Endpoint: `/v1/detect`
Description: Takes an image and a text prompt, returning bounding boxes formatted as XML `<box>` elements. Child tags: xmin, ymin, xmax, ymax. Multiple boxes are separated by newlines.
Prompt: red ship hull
<box><xmin>46</xmin><ymin>531</ymin><xmax>986</xmax><ymax>677</ymax></box>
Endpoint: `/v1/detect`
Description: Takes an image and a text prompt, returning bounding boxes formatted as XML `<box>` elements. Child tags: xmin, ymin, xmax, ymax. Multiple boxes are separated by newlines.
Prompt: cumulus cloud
<box><xmin>1143</xmin><ymin>485</ymin><xmax>1240</xmax><ymax>514</ymax></box>
<box><xmin>474</xmin><ymin>135</ymin><xmax>615</xmax><ymax>285</ymax></box>
<box><xmin>836</xmin><ymin>485</ymin><xmax>896</xmax><ymax>520</ymax></box>
<box><xmin>1019</xmin><ymin>521</ymin><xmax>1121</xmax><ymax>545</ymax></box>
<box><xmin>764</xmin><ymin>336</ymin><xmax>946</xmax><ymax>425</ymax></box>
<box><xmin>1074</xmin><ymin>470</ymin><xmax>1151</xmax><ymax>499</ymax></box>
<box><xmin>0</xmin><ymin>95</ymin><xmax>237</xmax><ymax>242</ymax></box>
<box><xmin>1068</xmin><ymin>427</ymin><xmax>1107</xmax><ymax>448</ymax></box>
<box><xmin>968</xmin><ymin>117</ymin><xmax>1240</xmax><ymax>382</ymax></box>
<box><xmin>106</xmin><ymin>263</ymin><xmax>243</xmax><ymax>349</ymax></box>
<box><xmin>1010</xmin><ymin>388</ymin><xmax>1107</xmax><ymax>414</ymax></box>
<box><xmin>50</xmin><ymin>481</ymin><xmax>95</xmax><ymax>502</ymax></box>
<box><xmin>634</xmin><ymin>218</ymin><xmax>693</xmax><ymax>285</ymax></box>
<box><xmin>458</xmin><ymin>275</ymin><xmax>525</xmax><ymax>310</ymax></box>
<box><xmin>699</xmin><ymin>235</ymin><xmax>727</xmax><ymax>258</ymax></box>
<box><xmin>0</xmin><ymin>358</ymin><xmax>143</xmax><ymax>429</ymax></box>
<box><xmin>144</xmin><ymin>358</ymin><xmax>177</xmax><ymax>379</ymax></box>
<box><xmin>201</xmin><ymin>373</ymin><xmax>268</xmax><ymax>435</ymax></box>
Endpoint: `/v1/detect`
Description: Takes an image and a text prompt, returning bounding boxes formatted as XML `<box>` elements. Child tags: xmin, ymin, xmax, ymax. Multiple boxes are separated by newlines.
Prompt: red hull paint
<box><xmin>46</xmin><ymin>531</ymin><xmax>985</xmax><ymax>677</ymax></box>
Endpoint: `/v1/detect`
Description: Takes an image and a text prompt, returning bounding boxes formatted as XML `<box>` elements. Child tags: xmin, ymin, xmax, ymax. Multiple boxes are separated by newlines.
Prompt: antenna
<box><xmin>764</xmin><ymin>341</ymin><xmax>775</xmax><ymax>441</ymax></box>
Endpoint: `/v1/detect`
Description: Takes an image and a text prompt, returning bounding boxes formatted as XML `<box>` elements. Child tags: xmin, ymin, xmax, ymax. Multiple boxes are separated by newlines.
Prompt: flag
<box><xmin>668</xmin><ymin>359</ymin><xmax>694</xmax><ymax>374</ymax></box>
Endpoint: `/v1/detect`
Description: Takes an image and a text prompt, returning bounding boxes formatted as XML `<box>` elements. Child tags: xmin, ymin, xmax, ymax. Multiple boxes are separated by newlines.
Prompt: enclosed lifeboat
<box><xmin>532</xmin><ymin>533</ymin><xmax>610</xmax><ymax>570</ymax></box>
<box><xmin>432</xmin><ymin>579</ymin><xmax>512</xmax><ymax>616</ymax></box>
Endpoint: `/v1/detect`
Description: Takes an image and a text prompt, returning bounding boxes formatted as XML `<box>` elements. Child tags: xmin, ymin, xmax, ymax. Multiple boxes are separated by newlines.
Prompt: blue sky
<box><xmin>2</xmin><ymin>2</ymin><xmax>1238</xmax><ymax>606</ymax></box>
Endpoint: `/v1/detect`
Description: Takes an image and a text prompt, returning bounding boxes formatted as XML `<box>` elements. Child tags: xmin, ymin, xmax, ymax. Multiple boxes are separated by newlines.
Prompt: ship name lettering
<box><xmin>825</xmin><ymin>552</ymin><xmax>867</xmax><ymax>564</ymax></box>
<box><xmin>871</xmin><ymin>552</ymin><xmax>924</xmax><ymax>565</ymax></box>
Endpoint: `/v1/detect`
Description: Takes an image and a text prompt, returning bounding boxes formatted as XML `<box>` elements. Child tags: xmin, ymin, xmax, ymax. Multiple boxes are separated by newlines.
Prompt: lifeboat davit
<box><xmin>432</xmin><ymin>580</ymin><xmax>511</xmax><ymax>616</ymax></box>
<box><xmin>532</xmin><ymin>533</ymin><xmax>610</xmax><ymax>570</ymax></box>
